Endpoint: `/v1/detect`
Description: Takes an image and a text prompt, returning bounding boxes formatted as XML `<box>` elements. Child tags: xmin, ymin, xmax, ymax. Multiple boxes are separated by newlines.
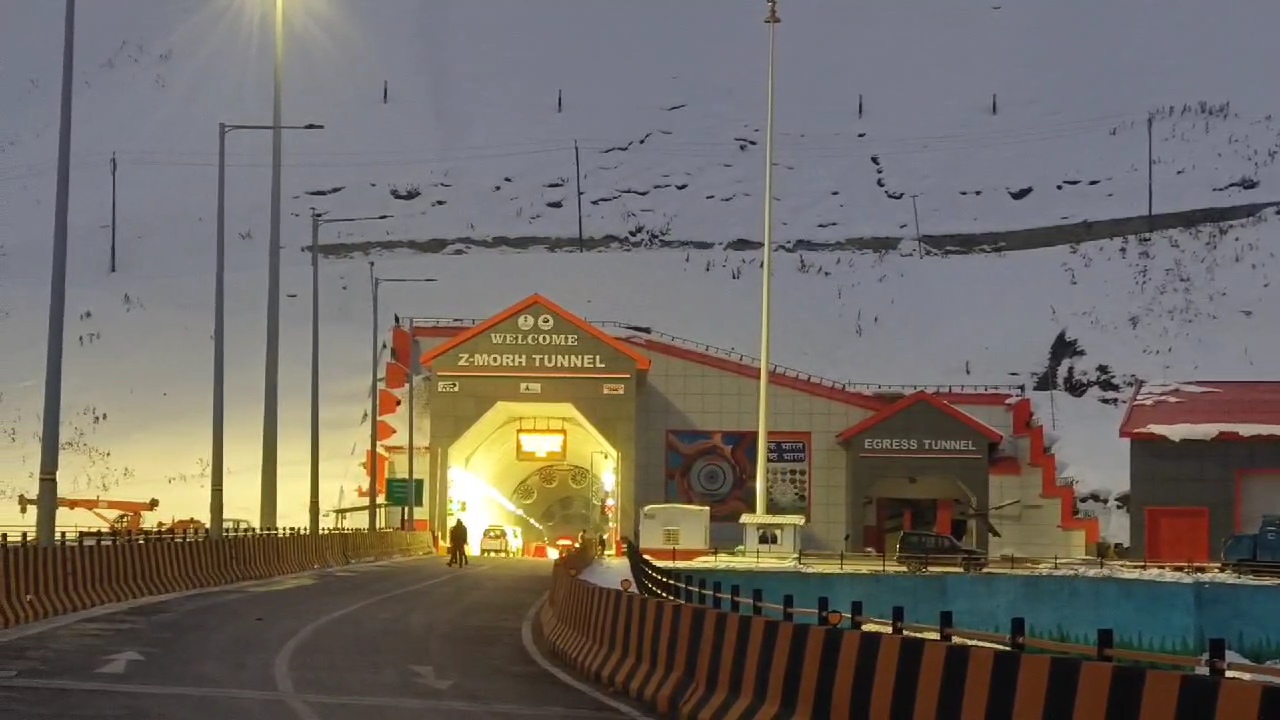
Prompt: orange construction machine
<box><xmin>17</xmin><ymin>494</ymin><xmax>160</xmax><ymax>531</ymax></box>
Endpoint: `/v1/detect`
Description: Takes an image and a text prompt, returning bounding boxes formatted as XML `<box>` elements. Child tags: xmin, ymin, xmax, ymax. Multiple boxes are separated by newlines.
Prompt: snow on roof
<box><xmin>739</xmin><ymin>514</ymin><xmax>808</xmax><ymax>526</ymax></box>
<box><xmin>1129</xmin><ymin>424</ymin><xmax>1280</xmax><ymax>442</ymax></box>
<box><xmin>1121</xmin><ymin>382</ymin><xmax>1280</xmax><ymax>440</ymax></box>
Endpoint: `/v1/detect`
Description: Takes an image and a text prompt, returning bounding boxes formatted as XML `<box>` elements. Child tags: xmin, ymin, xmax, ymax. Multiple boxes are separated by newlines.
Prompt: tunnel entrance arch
<box><xmin>416</xmin><ymin>294</ymin><xmax>650</xmax><ymax>554</ymax></box>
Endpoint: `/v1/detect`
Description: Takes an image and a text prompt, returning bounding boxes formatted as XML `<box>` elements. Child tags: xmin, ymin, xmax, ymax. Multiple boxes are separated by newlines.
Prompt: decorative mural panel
<box><xmin>664</xmin><ymin>430</ymin><xmax>812</xmax><ymax>522</ymax></box>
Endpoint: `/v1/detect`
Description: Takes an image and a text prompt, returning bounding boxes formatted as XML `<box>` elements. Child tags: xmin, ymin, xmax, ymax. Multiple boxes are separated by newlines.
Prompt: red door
<box><xmin>1145</xmin><ymin>507</ymin><xmax>1211</xmax><ymax>563</ymax></box>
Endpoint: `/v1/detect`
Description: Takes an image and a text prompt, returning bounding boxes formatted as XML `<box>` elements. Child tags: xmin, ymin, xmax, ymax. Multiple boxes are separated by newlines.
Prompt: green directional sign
<box><xmin>385</xmin><ymin>478</ymin><xmax>424</xmax><ymax>507</ymax></box>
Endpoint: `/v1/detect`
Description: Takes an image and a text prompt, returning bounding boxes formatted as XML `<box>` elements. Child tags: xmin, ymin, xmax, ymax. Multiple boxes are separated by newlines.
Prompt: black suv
<box><xmin>894</xmin><ymin>531</ymin><xmax>988</xmax><ymax>573</ymax></box>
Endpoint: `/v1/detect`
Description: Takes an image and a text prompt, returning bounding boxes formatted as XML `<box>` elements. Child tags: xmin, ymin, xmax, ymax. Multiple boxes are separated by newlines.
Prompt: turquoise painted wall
<box><xmin>675</xmin><ymin>570</ymin><xmax>1280</xmax><ymax>660</ymax></box>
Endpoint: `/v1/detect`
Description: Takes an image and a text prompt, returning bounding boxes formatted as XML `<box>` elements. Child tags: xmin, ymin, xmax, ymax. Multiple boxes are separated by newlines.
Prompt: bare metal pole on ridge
<box><xmin>753</xmin><ymin>0</ymin><xmax>780</xmax><ymax>520</ymax></box>
<box><xmin>35</xmin><ymin>0</ymin><xmax>77</xmax><ymax>547</ymax></box>
<box><xmin>260</xmin><ymin>0</ymin><xmax>285</xmax><ymax>531</ymax></box>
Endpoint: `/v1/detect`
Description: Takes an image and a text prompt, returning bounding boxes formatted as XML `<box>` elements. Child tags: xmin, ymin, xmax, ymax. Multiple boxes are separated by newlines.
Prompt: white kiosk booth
<box><xmin>739</xmin><ymin>513</ymin><xmax>806</xmax><ymax>555</ymax></box>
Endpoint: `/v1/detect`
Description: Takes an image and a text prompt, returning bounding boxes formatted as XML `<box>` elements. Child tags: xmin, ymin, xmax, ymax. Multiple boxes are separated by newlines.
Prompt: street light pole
<box><xmin>261</xmin><ymin>0</ymin><xmax>286</xmax><ymax>532</ymax></box>
<box><xmin>754</xmin><ymin>0</ymin><xmax>780</xmax><ymax>518</ymax></box>
<box><xmin>35</xmin><ymin>0</ymin><xmax>77</xmax><ymax>547</ymax></box>
<box><xmin>310</xmin><ymin>212</ymin><xmax>320</xmax><ymax>534</ymax></box>
<box><xmin>212</xmin><ymin>121</ymin><xmax>322</xmax><ymax>540</ymax></box>
<box><xmin>368</xmin><ymin>279</ymin><xmax>436</xmax><ymax>532</ymax></box>
<box><xmin>406</xmin><ymin>347</ymin><xmax>415</xmax><ymax>530</ymax></box>
<box><xmin>213</xmin><ymin>123</ymin><xmax>228</xmax><ymax>540</ymax></box>
<box><xmin>308</xmin><ymin>213</ymin><xmax>390</xmax><ymax>534</ymax></box>
<box><xmin>369</xmin><ymin>263</ymin><xmax>380</xmax><ymax>531</ymax></box>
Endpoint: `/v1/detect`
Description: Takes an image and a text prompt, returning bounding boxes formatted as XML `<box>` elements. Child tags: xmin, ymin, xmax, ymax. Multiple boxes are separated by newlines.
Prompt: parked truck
<box><xmin>1221</xmin><ymin>515</ymin><xmax>1280</xmax><ymax>571</ymax></box>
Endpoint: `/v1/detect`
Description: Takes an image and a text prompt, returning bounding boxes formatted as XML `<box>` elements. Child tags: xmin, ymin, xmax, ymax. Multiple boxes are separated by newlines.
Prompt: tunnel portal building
<box><xmin>367</xmin><ymin>294</ymin><xmax>1098</xmax><ymax>557</ymax></box>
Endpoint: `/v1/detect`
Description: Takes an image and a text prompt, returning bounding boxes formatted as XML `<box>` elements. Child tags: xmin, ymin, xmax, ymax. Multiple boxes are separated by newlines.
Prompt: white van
<box><xmin>479</xmin><ymin>525</ymin><xmax>524</xmax><ymax>557</ymax></box>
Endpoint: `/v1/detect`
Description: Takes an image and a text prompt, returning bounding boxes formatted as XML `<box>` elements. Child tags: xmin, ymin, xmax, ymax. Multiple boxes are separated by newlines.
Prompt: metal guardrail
<box><xmin>622</xmin><ymin>541</ymin><xmax>1280</xmax><ymax>681</ymax></box>
<box><xmin>642</xmin><ymin>547</ymin><xmax>1280</xmax><ymax>580</ymax></box>
<box><xmin>409</xmin><ymin>316</ymin><xmax>1026</xmax><ymax>397</ymax></box>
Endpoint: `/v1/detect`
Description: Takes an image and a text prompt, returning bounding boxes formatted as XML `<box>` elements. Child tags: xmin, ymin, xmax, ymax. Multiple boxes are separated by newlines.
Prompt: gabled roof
<box><xmin>835</xmin><ymin>390</ymin><xmax>1004</xmax><ymax>444</ymax></box>
<box><xmin>418</xmin><ymin>294</ymin><xmax>652</xmax><ymax>371</ymax></box>
<box><xmin>1119</xmin><ymin>380</ymin><xmax>1280</xmax><ymax>441</ymax></box>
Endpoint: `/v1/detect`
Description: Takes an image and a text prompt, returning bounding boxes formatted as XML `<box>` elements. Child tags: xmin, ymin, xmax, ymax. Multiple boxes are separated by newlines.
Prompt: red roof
<box><xmin>418</xmin><ymin>294</ymin><xmax>652</xmax><ymax>372</ymax></box>
<box><xmin>1119</xmin><ymin>381</ymin><xmax>1280</xmax><ymax>441</ymax></box>
<box><xmin>835</xmin><ymin>390</ymin><xmax>1004</xmax><ymax>444</ymax></box>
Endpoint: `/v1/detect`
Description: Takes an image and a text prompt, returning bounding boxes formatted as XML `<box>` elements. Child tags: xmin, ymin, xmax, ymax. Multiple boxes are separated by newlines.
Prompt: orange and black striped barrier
<box><xmin>540</xmin><ymin>561</ymin><xmax>1280</xmax><ymax>720</ymax></box>
<box><xmin>0</xmin><ymin>530</ymin><xmax>432</xmax><ymax>631</ymax></box>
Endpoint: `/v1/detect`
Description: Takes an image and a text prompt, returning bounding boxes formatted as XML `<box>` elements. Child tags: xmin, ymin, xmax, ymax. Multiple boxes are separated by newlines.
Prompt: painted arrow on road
<box><xmin>409</xmin><ymin>665</ymin><xmax>454</xmax><ymax>690</ymax></box>
<box><xmin>94</xmin><ymin>651</ymin><xmax>144</xmax><ymax>675</ymax></box>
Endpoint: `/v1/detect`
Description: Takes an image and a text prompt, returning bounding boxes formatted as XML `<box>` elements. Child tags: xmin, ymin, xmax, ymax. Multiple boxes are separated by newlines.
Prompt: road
<box><xmin>0</xmin><ymin>557</ymin><xmax>637</xmax><ymax>720</ymax></box>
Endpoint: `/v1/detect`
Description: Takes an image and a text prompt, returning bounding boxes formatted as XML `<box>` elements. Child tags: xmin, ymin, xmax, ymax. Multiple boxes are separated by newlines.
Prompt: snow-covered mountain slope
<box><xmin>3</xmin><ymin>1</ymin><xmax>1280</xmax><ymax>536</ymax></box>
<box><xmin>3</xmin><ymin>0</ymin><xmax>1280</xmax><ymax>249</ymax></box>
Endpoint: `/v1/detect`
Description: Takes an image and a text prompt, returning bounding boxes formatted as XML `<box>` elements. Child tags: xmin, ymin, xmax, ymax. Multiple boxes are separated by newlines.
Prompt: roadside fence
<box><xmin>0</xmin><ymin>529</ymin><xmax>433</xmax><ymax>630</ymax></box>
<box><xmin>645</xmin><ymin>546</ymin><xmax>1279</xmax><ymax>579</ymax></box>
<box><xmin>539</xmin><ymin>539</ymin><xmax>1280</xmax><ymax>720</ymax></box>
<box><xmin>628</xmin><ymin>542</ymin><xmax>1280</xmax><ymax>681</ymax></box>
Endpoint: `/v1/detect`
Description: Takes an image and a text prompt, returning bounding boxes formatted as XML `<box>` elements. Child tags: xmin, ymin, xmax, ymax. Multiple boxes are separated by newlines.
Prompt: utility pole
<box><xmin>1152</xmin><ymin>111</ymin><xmax>1162</xmax><ymax>233</ymax></box>
<box><xmin>261</xmin><ymin>0</ymin><xmax>285</xmax><ymax>531</ymax></box>
<box><xmin>574</xmin><ymin>140</ymin><xmax>584</xmax><ymax>252</ymax></box>
<box><xmin>109</xmin><ymin>152</ymin><xmax>117</xmax><ymax>273</ymax></box>
<box><xmin>35</xmin><ymin>0</ymin><xmax>77</xmax><ymax>546</ymax></box>
<box><xmin>910</xmin><ymin>193</ymin><xmax>922</xmax><ymax>258</ymax></box>
<box><xmin>754</xmin><ymin>0</ymin><xmax>780</xmax><ymax>518</ymax></box>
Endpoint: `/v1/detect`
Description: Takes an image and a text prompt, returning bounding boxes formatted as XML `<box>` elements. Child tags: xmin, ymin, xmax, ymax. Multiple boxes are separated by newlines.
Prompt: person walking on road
<box><xmin>447</xmin><ymin>519</ymin><xmax>469</xmax><ymax>567</ymax></box>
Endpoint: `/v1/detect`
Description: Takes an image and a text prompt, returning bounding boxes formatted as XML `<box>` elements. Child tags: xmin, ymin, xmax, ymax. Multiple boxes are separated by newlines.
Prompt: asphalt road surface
<box><xmin>0</xmin><ymin>557</ymin><xmax>638</xmax><ymax>720</ymax></box>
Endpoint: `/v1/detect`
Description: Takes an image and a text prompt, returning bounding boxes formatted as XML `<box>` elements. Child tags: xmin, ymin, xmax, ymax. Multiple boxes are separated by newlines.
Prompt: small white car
<box><xmin>479</xmin><ymin>525</ymin><xmax>523</xmax><ymax>557</ymax></box>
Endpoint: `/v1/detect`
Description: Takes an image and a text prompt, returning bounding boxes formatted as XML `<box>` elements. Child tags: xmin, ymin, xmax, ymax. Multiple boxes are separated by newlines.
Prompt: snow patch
<box><xmin>1133</xmin><ymin>382</ymin><xmax>1220</xmax><ymax>405</ymax></box>
<box><xmin>579</xmin><ymin>558</ymin><xmax>636</xmax><ymax>590</ymax></box>
<box><xmin>1196</xmin><ymin>649</ymin><xmax>1280</xmax><ymax>684</ymax></box>
<box><xmin>1134</xmin><ymin>423</ymin><xmax>1280</xmax><ymax>441</ymax></box>
<box><xmin>1140</xmin><ymin>382</ymin><xmax>1224</xmax><ymax>396</ymax></box>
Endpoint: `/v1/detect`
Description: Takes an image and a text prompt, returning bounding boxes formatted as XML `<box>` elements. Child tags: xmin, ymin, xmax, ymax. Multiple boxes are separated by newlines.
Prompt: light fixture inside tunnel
<box><xmin>447</xmin><ymin>466</ymin><xmax>546</xmax><ymax>533</ymax></box>
<box><xmin>516</xmin><ymin>430</ymin><xmax>567</xmax><ymax>461</ymax></box>
<box><xmin>601</xmin><ymin>467</ymin><xmax>617</xmax><ymax>493</ymax></box>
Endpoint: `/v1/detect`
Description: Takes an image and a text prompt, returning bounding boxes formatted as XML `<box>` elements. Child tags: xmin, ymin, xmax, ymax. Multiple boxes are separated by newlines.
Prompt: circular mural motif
<box><xmin>517</xmin><ymin>314</ymin><xmax>535</xmax><ymax>331</ymax></box>
<box><xmin>537</xmin><ymin>314</ymin><xmax>555</xmax><ymax>330</ymax></box>
<box><xmin>568</xmin><ymin>466</ymin><xmax>592</xmax><ymax>490</ymax></box>
<box><xmin>537</xmin><ymin>466</ymin><xmax>560</xmax><ymax>488</ymax></box>
<box><xmin>512</xmin><ymin>482</ymin><xmax>537</xmax><ymax>505</ymax></box>
<box><xmin>688</xmin><ymin>455</ymin><xmax>734</xmax><ymax>502</ymax></box>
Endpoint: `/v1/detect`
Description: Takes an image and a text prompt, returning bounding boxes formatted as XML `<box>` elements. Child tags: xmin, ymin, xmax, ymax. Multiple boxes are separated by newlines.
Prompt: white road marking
<box><xmin>409</xmin><ymin>665</ymin><xmax>454</xmax><ymax>690</ymax></box>
<box><xmin>93</xmin><ymin>651</ymin><xmax>144</xmax><ymax>675</ymax></box>
<box><xmin>0</xmin><ymin>677</ymin><xmax>624</xmax><ymax>717</ymax></box>
<box><xmin>0</xmin><ymin>555</ymin><xmax>431</xmax><ymax>645</ymax></box>
<box><xmin>520</xmin><ymin>592</ymin><xmax>656</xmax><ymax>720</ymax></box>
<box><xmin>272</xmin><ymin>567</ymin><xmax>485</xmax><ymax>720</ymax></box>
